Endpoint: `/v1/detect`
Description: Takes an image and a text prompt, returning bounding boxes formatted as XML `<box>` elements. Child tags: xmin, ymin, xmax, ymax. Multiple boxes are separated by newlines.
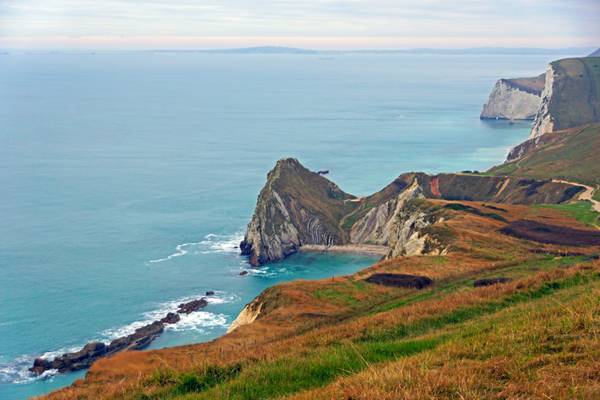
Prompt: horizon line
<box><xmin>1</xmin><ymin>45</ymin><xmax>596</xmax><ymax>53</ymax></box>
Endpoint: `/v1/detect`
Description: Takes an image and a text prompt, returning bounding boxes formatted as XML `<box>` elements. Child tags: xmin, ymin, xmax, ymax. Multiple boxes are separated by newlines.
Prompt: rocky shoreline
<box><xmin>29</xmin><ymin>295</ymin><xmax>212</xmax><ymax>376</ymax></box>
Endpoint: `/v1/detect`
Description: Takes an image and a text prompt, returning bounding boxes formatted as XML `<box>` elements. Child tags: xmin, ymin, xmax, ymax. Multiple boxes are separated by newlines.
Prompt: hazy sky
<box><xmin>0</xmin><ymin>0</ymin><xmax>598</xmax><ymax>49</ymax></box>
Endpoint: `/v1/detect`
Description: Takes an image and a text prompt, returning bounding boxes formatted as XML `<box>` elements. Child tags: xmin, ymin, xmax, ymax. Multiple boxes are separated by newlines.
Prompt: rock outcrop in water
<box><xmin>480</xmin><ymin>75</ymin><xmax>545</xmax><ymax>120</ymax></box>
<box><xmin>241</xmin><ymin>160</ymin><xmax>584</xmax><ymax>266</ymax></box>
<box><xmin>530</xmin><ymin>57</ymin><xmax>600</xmax><ymax>138</ymax></box>
<box><xmin>240</xmin><ymin>158</ymin><xmax>357</xmax><ymax>266</ymax></box>
<box><xmin>30</xmin><ymin>298</ymin><xmax>209</xmax><ymax>375</ymax></box>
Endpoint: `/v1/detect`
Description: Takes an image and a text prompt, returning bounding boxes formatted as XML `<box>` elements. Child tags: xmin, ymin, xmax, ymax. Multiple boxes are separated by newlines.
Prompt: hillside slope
<box><xmin>490</xmin><ymin>123</ymin><xmax>600</xmax><ymax>186</ymax></box>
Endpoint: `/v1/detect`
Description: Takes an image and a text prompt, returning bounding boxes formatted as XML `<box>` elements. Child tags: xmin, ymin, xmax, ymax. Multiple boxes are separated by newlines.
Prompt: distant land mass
<box><xmin>151</xmin><ymin>46</ymin><xmax>595</xmax><ymax>55</ymax></box>
<box><xmin>2</xmin><ymin>47</ymin><xmax>595</xmax><ymax>56</ymax></box>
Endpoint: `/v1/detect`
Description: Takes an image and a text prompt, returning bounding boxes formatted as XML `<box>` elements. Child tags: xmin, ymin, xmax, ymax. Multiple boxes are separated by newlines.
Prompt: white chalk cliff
<box><xmin>480</xmin><ymin>77</ymin><xmax>543</xmax><ymax>120</ymax></box>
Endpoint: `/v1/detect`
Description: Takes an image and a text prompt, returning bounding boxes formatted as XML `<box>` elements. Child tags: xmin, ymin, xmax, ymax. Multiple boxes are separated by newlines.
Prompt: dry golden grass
<box><xmin>288</xmin><ymin>282</ymin><xmax>600</xmax><ymax>400</ymax></box>
<box><xmin>39</xmin><ymin>201</ymin><xmax>600</xmax><ymax>400</ymax></box>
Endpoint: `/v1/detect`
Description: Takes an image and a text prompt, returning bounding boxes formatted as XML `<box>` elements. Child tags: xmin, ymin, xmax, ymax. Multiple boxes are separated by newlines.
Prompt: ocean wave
<box><xmin>148</xmin><ymin>232</ymin><xmax>243</xmax><ymax>264</ymax></box>
<box><xmin>147</xmin><ymin>241</ymin><xmax>201</xmax><ymax>264</ymax></box>
<box><xmin>0</xmin><ymin>292</ymin><xmax>235</xmax><ymax>385</ymax></box>
<box><xmin>0</xmin><ymin>355</ymin><xmax>36</xmax><ymax>384</ymax></box>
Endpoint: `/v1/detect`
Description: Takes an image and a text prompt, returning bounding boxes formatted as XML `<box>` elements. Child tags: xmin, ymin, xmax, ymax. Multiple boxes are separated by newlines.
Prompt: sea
<box><xmin>0</xmin><ymin>49</ymin><xmax>581</xmax><ymax>399</ymax></box>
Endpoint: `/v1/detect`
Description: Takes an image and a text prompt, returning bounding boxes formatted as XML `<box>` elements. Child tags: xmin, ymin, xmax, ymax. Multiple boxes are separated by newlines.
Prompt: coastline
<box><xmin>300</xmin><ymin>244</ymin><xmax>388</xmax><ymax>257</ymax></box>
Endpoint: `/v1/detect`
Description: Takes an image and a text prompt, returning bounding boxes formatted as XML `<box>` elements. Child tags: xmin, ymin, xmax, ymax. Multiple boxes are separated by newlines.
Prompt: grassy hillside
<box><xmin>42</xmin><ymin>200</ymin><xmax>600</xmax><ymax>400</ymax></box>
<box><xmin>490</xmin><ymin>123</ymin><xmax>600</xmax><ymax>186</ymax></box>
<box><xmin>504</xmin><ymin>74</ymin><xmax>545</xmax><ymax>95</ymax></box>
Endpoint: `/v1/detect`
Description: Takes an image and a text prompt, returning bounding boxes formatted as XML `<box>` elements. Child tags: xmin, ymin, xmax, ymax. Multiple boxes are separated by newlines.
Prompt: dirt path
<box><xmin>552</xmin><ymin>179</ymin><xmax>600</xmax><ymax>212</ymax></box>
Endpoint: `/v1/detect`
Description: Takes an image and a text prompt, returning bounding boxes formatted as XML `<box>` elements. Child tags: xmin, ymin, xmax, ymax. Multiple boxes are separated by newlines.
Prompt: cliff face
<box><xmin>530</xmin><ymin>57</ymin><xmax>600</xmax><ymax>138</ymax></box>
<box><xmin>349</xmin><ymin>179</ymin><xmax>446</xmax><ymax>257</ymax></box>
<box><xmin>240</xmin><ymin>158</ymin><xmax>357</xmax><ymax>266</ymax></box>
<box><xmin>227</xmin><ymin>295</ymin><xmax>263</xmax><ymax>333</ymax></box>
<box><xmin>480</xmin><ymin>75</ymin><xmax>545</xmax><ymax>120</ymax></box>
<box><xmin>242</xmin><ymin>160</ymin><xmax>584</xmax><ymax>266</ymax></box>
<box><xmin>349</xmin><ymin>179</ymin><xmax>423</xmax><ymax>246</ymax></box>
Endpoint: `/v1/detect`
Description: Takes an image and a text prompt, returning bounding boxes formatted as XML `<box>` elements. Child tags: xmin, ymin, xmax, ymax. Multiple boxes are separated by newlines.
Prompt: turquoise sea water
<box><xmin>0</xmin><ymin>51</ymin><xmax>580</xmax><ymax>399</ymax></box>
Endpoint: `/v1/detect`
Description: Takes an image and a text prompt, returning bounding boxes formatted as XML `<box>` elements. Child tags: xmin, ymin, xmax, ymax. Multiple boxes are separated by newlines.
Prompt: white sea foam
<box><xmin>148</xmin><ymin>241</ymin><xmax>201</xmax><ymax>264</ymax></box>
<box><xmin>40</xmin><ymin>345</ymin><xmax>87</xmax><ymax>361</ymax></box>
<box><xmin>102</xmin><ymin>291</ymin><xmax>235</xmax><ymax>340</ymax></box>
<box><xmin>148</xmin><ymin>232</ymin><xmax>243</xmax><ymax>264</ymax></box>
<box><xmin>0</xmin><ymin>355</ymin><xmax>35</xmax><ymax>384</ymax></box>
<box><xmin>198</xmin><ymin>232</ymin><xmax>244</xmax><ymax>254</ymax></box>
<box><xmin>167</xmin><ymin>311</ymin><xmax>228</xmax><ymax>332</ymax></box>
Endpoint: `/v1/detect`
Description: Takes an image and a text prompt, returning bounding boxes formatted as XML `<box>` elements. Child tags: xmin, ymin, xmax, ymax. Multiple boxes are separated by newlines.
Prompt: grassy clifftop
<box><xmin>42</xmin><ymin>198</ymin><xmax>600</xmax><ymax>400</ymax></box>
<box><xmin>490</xmin><ymin>123</ymin><xmax>600</xmax><ymax>186</ymax></box>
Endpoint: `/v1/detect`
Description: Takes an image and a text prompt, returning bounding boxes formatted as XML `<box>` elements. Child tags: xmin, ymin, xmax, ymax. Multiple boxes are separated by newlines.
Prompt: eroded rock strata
<box><xmin>241</xmin><ymin>159</ymin><xmax>584</xmax><ymax>266</ymax></box>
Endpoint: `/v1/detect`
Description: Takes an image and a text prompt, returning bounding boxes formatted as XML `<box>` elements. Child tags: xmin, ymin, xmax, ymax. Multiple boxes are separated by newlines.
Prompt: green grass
<box><xmin>193</xmin><ymin>337</ymin><xmax>442</xmax><ymax>400</ymax></box>
<box><xmin>594</xmin><ymin>189</ymin><xmax>600</xmax><ymax>202</ymax></box>
<box><xmin>141</xmin><ymin>365</ymin><xmax>243</xmax><ymax>399</ymax></box>
<box><xmin>143</xmin><ymin>337</ymin><xmax>443</xmax><ymax>400</ymax></box>
<box><xmin>138</xmin><ymin>266</ymin><xmax>597</xmax><ymax>400</ymax></box>
<box><xmin>368</xmin><ymin>255</ymin><xmax>584</xmax><ymax>315</ymax></box>
<box><xmin>488</xmin><ymin>124</ymin><xmax>600</xmax><ymax>186</ymax></box>
<box><xmin>539</xmin><ymin>201</ymin><xmax>599</xmax><ymax>227</ymax></box>
<box><xmin>360</xmin><ymin>270</ymin><xmax>596</xmax><ymax>344</ymax></box>
<box><xmin>313</xmin><ymin>280</ymin><xmax>376</xmax><ymax>308</ymax></box>
<box><xmin>313</xmin><ymin>287</ymin><xmax>361</xmax><ymax>307</ymax></box>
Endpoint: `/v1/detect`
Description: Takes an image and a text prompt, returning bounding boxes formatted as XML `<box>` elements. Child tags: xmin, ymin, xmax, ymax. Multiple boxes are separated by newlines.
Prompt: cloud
<box><xmin>0</xmin><ymin>0</ymin><xmax>598</xmax><ymax>48</ymax></box>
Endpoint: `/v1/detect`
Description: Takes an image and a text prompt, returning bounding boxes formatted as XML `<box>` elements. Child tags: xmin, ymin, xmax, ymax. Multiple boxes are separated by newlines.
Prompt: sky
<box><xmin>0</xmin><ymin>0</ymin><xmax>598</xmax><ymax>50</ymax></box>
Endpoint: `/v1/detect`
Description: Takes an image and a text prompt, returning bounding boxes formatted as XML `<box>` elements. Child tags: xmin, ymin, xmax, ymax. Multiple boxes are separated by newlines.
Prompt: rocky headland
<box><xmin>480</xmin><ymin>74</ymin><xmax>545</xmax><ymax>120</ymax></box>
<box><xmin>240</xmin><ymin>159</ymin><xmax>585</xmax><ymax>266</ymax></box>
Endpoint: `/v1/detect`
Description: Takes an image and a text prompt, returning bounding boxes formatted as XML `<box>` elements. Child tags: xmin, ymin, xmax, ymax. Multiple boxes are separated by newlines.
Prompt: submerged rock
<box><xmin>177</xmin><ymin>298</ymin><xmax>208</xmax><ymax>314</ymax></box>
<box><xmin>160</xmin><ymin>312</ymin><xmax>181</xmax><ymax>324</ymax></box>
